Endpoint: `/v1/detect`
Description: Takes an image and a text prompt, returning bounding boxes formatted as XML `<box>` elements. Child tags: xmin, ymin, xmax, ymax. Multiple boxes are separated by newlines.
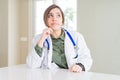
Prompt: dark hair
<box><xmin>43</xmin><ymin>4</ymin><xmax>64</xmax><ymax>27</ymax></box>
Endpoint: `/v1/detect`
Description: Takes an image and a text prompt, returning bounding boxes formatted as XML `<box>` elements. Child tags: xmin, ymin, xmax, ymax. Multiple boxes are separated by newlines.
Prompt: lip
<box><xmin>51</xmin><ymin>23</ymin><xmax>58</xmax><ymax>25</ymax></box>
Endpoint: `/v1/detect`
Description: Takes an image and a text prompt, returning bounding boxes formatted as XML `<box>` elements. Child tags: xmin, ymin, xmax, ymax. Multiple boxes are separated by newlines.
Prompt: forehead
<box><xmin>49</xmin><ymin>8</ymin><xmax>62</xmax><ymax>14</ymax></box>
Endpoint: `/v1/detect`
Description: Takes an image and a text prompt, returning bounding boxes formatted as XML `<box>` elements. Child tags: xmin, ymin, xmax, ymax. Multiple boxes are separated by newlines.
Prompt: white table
<box><xmin>0</xmin><ymin>64</ymin><xmax>120</xmax><ymax>80</ymax></box>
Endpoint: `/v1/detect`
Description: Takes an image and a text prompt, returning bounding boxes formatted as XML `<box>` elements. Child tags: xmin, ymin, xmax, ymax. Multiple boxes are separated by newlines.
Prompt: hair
<box><xmin>43</xmin><ymin>4</ymin><xmax>64</xmax><ymax>27</ymax></box>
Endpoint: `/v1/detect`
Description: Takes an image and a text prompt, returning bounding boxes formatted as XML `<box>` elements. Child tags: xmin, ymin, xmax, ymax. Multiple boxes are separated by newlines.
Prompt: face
<box><xmin>47</xmin><ymin>8</ymin><xmax>63</xmax><ymax>30</ymax></box>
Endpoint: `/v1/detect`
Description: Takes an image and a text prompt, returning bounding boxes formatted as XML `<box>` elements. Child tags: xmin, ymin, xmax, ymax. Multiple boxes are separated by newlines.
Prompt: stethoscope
<box><xmin>45</xmin><ymin>28</ymin><xmax>78</xmax><ymax>59</ymax></box>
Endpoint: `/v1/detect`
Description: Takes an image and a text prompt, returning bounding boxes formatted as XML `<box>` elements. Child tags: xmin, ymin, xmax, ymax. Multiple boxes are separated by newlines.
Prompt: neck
<box><xmin>51</xmin><ymin>29</ymin><xmax>62</xmax><ymax>38</ymax></box>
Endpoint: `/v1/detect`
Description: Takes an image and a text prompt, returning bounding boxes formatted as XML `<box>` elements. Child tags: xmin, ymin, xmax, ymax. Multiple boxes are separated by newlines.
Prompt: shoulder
<box><xmin>66</xmin><ymin>30</ymin><xmax>83</xmax><ymax>38</ymax></box>
<box><xmin>34</xmin><ymin>34</ymin><xmax>41</xmax><ymax>39</ymax></box>
<box><xmin>32</xmin><ymin>34</ymin><xmax>42</xmax><ymax>43</ymax></box>
<box><xmin>65</xmin><ymin>30</ymin><xmax>86</xmax><ymax>43</ymax></box>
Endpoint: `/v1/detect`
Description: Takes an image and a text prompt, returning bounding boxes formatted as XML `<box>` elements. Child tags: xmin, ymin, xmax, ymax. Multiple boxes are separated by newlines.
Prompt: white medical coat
<box><xmin>26</xmin><ymin>30</ymin><xmax>93</xmax><ymax>71</ymax></box>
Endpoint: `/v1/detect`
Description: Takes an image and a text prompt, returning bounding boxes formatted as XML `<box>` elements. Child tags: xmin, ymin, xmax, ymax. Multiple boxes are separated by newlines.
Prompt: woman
<box><xmin>26</xmin><ymin>4</ymin><xmax>92</xmax><ymax>73</ymax></box>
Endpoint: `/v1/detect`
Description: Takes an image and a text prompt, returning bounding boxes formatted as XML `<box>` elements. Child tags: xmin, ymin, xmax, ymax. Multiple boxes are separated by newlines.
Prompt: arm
<box><xmin>76</xmin><ymin>33</ymin><xmax>93</xmax><ymax>71</ymax></box>
<box><xmin>26</xmin><ymin>35</ymin><xmax>45</xmax><ymax>68</ymax></box>
<box><xmin>26</xmin><ymin>28</ymin><xmax>53</xmax><ymax>68</ymax></box>
<box><xmin>70</xmin><ymin>32</ymin><xmax>93</xmax><ymax>72</ymax></box>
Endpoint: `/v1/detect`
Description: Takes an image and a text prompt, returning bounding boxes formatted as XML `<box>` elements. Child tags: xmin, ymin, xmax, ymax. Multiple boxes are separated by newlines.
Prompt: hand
<box><xmin>69</xmin><ymin>64</ymin><xmax>82</xmax><ymax>73</ymax></box>
<box><xmin>37</xmin><ymin>28</ymin><xmax>53</xmax><ymax>47</ymax></box>
<box><xmin>42</xmin><ymin>28</ymin><xmax>53</xmax><ymax>39</ymax></box>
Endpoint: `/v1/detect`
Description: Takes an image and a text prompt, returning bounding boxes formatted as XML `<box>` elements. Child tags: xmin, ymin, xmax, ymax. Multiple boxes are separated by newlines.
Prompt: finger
<box><xmin>48</xmin><ymin>28</ymin><xmax>53</xmax><ymax>33</ymax></box>
<box><xmin>74</xmin><ymin>67</ymin><xmax>80</xmax><ymax>72</ymax></box>
<box><xmin>70</xmin><ymin>66</ymin><xmax>77</xmax><ymax>72</ymax></box>
<box><xmin>76</xmin><ymin>65</ymin><xmax>82</xmax><ymax>72</ymax></box>
<box><xmin>70</xmin><ymin>65</ymin><xmax>82</xmax><ymax>73</ymax></box>
<box><xmin>46</xmin><ymin>31</ymin><xmax>50</xmax><ymax>35</ymax></box>
<box><xmin>45</xmin><ymin>28</ymin><xmax>54</xmax><ymax>35</ymax></box>
<box><xmin>76</xmin><ymin>68</ymin><xmax>81</xmax><ymax>73</ymax></box>
<box><xmin>43</xmin><ymin>28</ymin><xmax>51</xmax><ymax>35</ymax></box>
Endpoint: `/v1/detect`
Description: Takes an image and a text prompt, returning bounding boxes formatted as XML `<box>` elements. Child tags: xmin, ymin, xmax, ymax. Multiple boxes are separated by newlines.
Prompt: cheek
<box><xmin>47</xmin><ymin>21</ymin><xmax>55</xmax><ymax>28</ymax></box>
<box><xmin>46</xmin><ymin>20</ymin><xmax>51</xmax><ymax>26</ymax></box>
<box><xmin>45</xmin><ymin>22</ymin><xmax>49</xmax><ymax>28</ymax></box>
<box><xmin>60</xmin><ymin>19</ymin><xmax>63</xmax><ymax>25</ymax></box>
<box><xmin>61</xmin><ymin>17</ymin><xmax>64</xmax><ymax>24</ymax></box>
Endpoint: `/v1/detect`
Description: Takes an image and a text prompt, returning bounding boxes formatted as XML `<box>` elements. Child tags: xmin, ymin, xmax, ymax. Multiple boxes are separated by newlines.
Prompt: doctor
<box><xmin>26</xmin><ymin>4</ymin><xmax>92</xmax><ymax>73</ymax></box>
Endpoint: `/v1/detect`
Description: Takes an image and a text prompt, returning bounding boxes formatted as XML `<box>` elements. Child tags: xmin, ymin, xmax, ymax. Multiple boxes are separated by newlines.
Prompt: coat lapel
<box><xmin>46</xmin><ymin>36</ymin><xmax>53</xmax><ymax>68</ymax></box>
<box><xmin>64</xmin><ymin>31</ymin><xmax>76</xmax><ymax>68</ymax></box>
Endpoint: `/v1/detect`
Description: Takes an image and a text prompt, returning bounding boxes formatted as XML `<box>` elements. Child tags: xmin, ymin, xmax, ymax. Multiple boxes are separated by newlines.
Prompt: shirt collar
<box><xmin>59</xmin><ymin>30</ymin><xmax>65</xmax><ymax>40</ymax></box>
<box><xmin>51</xmin><ymin>30</ymin><xmax>65</xmax><ymax>40</ymax></box>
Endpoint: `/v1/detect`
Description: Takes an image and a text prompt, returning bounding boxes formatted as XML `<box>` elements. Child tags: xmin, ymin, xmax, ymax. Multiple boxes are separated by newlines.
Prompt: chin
<box><xmin>52</xmin><ymin>27</ymin><xmax>61</xmax><ymax>31</ymax></box>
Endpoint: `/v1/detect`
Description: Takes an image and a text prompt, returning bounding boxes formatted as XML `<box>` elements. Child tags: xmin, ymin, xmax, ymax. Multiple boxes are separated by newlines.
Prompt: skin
<box><xmin>37</xmin><ymin>8</ymin><xmax>82</xmax><ymax>73</ymax></box>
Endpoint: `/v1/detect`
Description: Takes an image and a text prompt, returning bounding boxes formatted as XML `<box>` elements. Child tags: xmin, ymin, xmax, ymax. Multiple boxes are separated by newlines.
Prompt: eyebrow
<box><xmin>48</xmin><ymin>12</ymin><xmax>61</xmax><ymax>15</ymax></box>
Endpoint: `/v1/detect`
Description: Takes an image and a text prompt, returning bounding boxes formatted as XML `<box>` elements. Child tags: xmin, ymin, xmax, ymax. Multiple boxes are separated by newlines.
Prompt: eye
<box><xmin>48</xmin><ymin>13</ymin><xmax>53</xmax><ymax>18</ymax></box>
<box><xmin>57</xmin><ymin>13</ymin><xmax>61</xmax><ymax>17</ymax></box>
<box><xmin>57</xmin><ymin>14</ymin><xmax>61</xmax><ymax>17</ymax></box>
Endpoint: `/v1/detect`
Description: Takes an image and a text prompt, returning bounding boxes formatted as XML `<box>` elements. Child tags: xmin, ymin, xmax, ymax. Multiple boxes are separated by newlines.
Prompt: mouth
<box><xmin>51</xmin><ymin>23</ymin><xmax>59</xmax><ymax>27</ymax></box>
<box><xmin>51</xmin><ymin>23</ymin><xmax>58</xmax><ymax>25</ymax></box>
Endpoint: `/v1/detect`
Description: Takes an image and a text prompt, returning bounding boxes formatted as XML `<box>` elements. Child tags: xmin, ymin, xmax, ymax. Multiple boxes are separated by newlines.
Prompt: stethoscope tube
<box><xmin>45</xmin><ymin>28</ymin><xmax>78</xmax><ymax>58</ymax></box>
<box><xmin>45</xmin><ymin>39</ymin><xmax>50</xmax><ymax>50</ymax></box>
<box><xmin>64</xmin><ymin>29</ymin><xmax>76</xmax><ymax>46</ymax></box>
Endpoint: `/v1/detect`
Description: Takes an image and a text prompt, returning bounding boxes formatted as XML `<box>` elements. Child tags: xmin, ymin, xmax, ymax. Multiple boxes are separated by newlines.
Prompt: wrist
<box><xmin>76</xmin><ymin>63</ymin><xmax>85</xmax><ymax>71</ymax></box>
<box><xmin>38</xmin><ymin>37</ymin><xmax>45</xmax><ymax>47</ymax></box>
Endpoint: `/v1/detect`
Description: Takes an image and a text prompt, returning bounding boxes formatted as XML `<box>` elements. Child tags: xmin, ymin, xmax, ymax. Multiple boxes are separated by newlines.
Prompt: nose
<box><xmin>52</xmin><ymin>15</ymin><xmax>57</xmax><ymax>21</ymax></box>
<box><xmin>52</xmin><ymin>15</ymin><xmax>57</xmax><ymax>19</ymax></box>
